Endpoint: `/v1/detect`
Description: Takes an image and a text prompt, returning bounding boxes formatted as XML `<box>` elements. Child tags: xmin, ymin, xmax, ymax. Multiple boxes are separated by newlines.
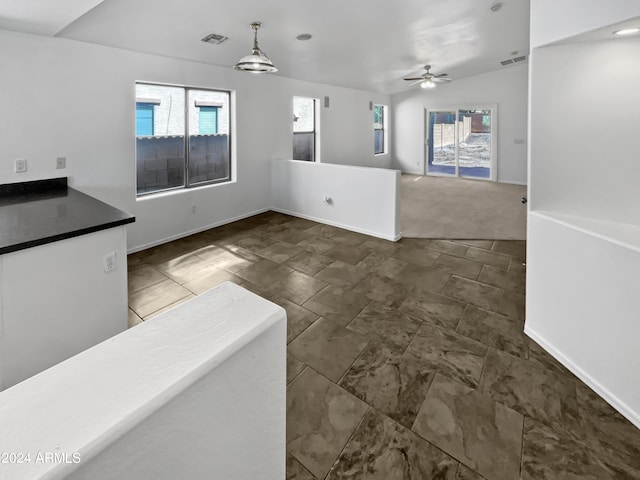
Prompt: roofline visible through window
<box><xmin>194</xmin><ymin>101</ymin><xmax>223</xmax><ymax>107</ymax></box>
<box><xmin>136</xmin><ymin>97</ymin><xmax>161</xmax><ymax>105</ymax></box>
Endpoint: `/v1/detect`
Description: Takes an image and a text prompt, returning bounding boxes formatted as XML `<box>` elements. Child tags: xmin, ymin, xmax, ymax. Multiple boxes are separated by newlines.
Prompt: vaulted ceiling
<box><xmin>0</xmin><ymin>0</ymin><xmax>530</xmax><ymax>94</ymax></box>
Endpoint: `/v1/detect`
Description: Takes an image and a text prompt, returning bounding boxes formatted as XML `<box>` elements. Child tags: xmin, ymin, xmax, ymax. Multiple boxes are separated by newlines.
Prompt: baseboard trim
<box><xmin>525</xmin><ymin>325</ymin><xmax>640</xmax><ymax>429</ymax></box>
<box><xmin>127</xmin><ymin>208</ymin><xmax>271</xmax><ymax>254</ymax></box>
<box><xmin>270</xmin><ymin>207</ymin><xmax>401</xmax><ymax>242</ymax></box>
<box><xmin>128</xmin><ymin>205</ymin><xmax>402</xmax><ymax>253</ymax></box>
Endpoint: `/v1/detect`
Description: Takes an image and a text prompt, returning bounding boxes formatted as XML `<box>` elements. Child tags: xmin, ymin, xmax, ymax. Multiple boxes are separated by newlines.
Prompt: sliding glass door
<box><xmin>426</xmin><ymin>106</ymin><xmax>496</xmax><ymax>180</ymax></box>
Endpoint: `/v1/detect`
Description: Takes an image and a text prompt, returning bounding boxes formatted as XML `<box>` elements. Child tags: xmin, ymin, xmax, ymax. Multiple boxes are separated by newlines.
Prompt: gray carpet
<box><xmin>401</xmin><ymin>174</ymin><xmax>527</xmax><ymax>239</ymax></box>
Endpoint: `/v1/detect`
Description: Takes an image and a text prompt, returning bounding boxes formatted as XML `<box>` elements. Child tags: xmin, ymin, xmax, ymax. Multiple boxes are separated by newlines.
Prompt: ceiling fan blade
<box><xmin>432</xmin><ymin>77</ymin><xmax>452</xmax><ymax>83</ymax></box>
<box><xmin>434</xmin><ymin>73</ymin><xmax>449</xmax><ymax>78</ymax></box>
<box><xmin>403</xmin><ymin>77</ymin><xmax>424</xmax><ymax>81</ymax></box>
<box><xmin>409</xmin><ymin>79</ymin><xmax>423</xmax><ymax>86</ymax></box>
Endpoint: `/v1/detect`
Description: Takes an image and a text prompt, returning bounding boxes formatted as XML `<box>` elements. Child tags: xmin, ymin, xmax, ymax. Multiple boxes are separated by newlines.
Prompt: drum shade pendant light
<box><xmin>233</xmin><ymin>22</ymin><xmax>277</xmax><ymax>73</ymax></box>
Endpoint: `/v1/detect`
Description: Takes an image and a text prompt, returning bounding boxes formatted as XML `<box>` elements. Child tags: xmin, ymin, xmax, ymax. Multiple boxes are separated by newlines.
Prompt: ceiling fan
<box><xmin>403</xmin><ymin>65</ymin><xmax>452</xmax><ymax>88</ymax></box>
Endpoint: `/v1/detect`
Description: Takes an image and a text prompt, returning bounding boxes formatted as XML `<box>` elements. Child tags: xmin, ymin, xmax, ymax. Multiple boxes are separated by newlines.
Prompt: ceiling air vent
<box><xmin>201</xmin><ymin>33</ymin><xmax>229</xmax><ymax>45</ymax></box>
<box><xmin>513</xmin><ymin>55</ymin><xmax>527</xmax><ymax>63</ymax></box>
<box><xmin>500</xmin><ymin>59</ymin><xmax>514</xmax><ymax>66</ymax></box>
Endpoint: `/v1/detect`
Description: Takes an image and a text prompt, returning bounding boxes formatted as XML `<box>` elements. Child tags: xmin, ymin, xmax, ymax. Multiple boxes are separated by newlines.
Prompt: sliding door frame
<box><xmin>424</xmin><ymin>104</ymin><xmax>498</xmax><ymax>181</ymax></box>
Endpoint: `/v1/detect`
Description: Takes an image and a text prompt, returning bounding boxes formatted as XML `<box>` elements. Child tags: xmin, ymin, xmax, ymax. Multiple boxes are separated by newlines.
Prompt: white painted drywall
<box><xmin>526</xmin><ymin>212</ymin><xmax>640</xmax><ymax>428</ymax></box>
<box><xmin>530</xmin><ymin>0</ymin><xmax>640</xmax><ymax>48</ymax></box>
<box><xmin>0</xmin><ymin>227</ymin><xmax>128</xmax><ymax>390</ymax></box>
<box><xmin>271</xmin><ymin>159</ymin><xmax>401</xmax><ymax>241</ymax></box>
<box><xmin>527</xmin><ymin>3</ymin><xmax>640</xmax><ymax>427</ymax></box>
<box><xmin>529</xmin><ymin>37</ymin><xmax>640</xmax><ymax>224</ymax></box>
<box><xmin>391</xmin><ymin>64</ymin><xmax>528</xmax><ymax>184</ymax></box>
<box><xmin>0</xmin><ymin>282</ymin><xmax>286</xmax><ymax>480</ymax></box>
<box><xmin>0</xmin><ymin>29</ymin><xmax>391</xmax><ymax>252</ymax></box>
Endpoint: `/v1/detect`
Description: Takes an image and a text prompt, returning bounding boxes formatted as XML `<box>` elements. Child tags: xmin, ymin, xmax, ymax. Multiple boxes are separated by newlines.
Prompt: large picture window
<box><xmin>135</xmin><ymin>83</ymin><xmax>231</xmax><ymax>196</ymax></box>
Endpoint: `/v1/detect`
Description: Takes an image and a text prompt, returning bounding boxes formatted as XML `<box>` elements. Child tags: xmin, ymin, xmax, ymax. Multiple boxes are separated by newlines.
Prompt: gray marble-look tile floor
<box><xmin>128</xmin><ymin>212</ymin><xmax>640</xmax><ymax>480</ymax></box>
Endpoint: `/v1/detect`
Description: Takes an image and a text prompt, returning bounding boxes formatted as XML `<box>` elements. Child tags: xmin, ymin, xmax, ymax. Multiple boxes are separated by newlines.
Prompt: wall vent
<box><xmin>201</xmin><ymin>33</ymin><xmax>229</xmax><ymax>45</ymax></box>
<box><xmin>500</xmin><ymin>55</ymin><xmax>527</xmax><ymax>67</ymax></box>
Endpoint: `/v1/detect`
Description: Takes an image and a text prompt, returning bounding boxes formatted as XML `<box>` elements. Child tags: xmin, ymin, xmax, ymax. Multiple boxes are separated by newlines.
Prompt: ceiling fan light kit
<box><xmin>233</xmin><ymin>22</ymin><xmax>278</xmax><ymax>73</ymax></box>
<box><xmin>613</xmin><ymin>27</ymin><xmax>640</xmax><ymax>36</ymax></box>
<box><xmin>403</xmin><ymin>64</ymin><xmax>451</xmax><ymax>89</ymax></box>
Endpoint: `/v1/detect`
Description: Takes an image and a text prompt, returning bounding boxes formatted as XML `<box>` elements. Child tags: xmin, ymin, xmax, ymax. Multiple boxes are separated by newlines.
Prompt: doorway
<box><xmin>425</xmin><ymin>106</ymin><xmax>497</xmax><ymax>180</ymax></box>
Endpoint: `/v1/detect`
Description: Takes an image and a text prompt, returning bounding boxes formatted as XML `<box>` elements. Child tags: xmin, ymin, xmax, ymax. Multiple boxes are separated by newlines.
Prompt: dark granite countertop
<box><xmin>0</xmin><ymin>178</ymin><xmax>135</xmax><ymax>255</ymax></box>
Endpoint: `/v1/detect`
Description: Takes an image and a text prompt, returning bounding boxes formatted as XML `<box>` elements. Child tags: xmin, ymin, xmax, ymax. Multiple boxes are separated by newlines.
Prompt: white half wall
<box><xmin>391</xmin><ymin>64</ymin><xmax>528</xmax><ymax>184</ymax></box>
<box><xmin>0</xmin><ymin>29</ymin><xmax>391</xmax><ymax>252</ymax></box>
<box><xmin>530</xmin><ymin>0</ymin><xmax>640</xmax><ymax>48</ymax></box>
<box><xmin>0</xmin><ymin>282</ymin><xmax>286</xmax><ymax>480</ymax></box>
<box><xmin>271</xmin><ymin>159</ymin><xmax>401</xmax><ymax>241</ymax></box>
<box><xmin>526</xmin><ymin>212</ymin><xmax>640</xmax><ymax>428</ymax></box>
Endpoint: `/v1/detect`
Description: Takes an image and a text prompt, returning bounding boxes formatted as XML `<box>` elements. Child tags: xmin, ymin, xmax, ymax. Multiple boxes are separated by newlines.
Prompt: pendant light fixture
<box><xmin>233</xmin><ymin>22</ymin><xmax>277</xmax><ymax>73</ymax></box>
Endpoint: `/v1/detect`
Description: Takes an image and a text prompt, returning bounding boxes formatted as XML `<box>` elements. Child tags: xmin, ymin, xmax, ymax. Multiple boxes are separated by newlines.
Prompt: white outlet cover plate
<box><xmin>103</xmin><ymin>252</ymin><xmax>117</xmax><ymax>272</ymax></box>
<box><xmin>15</xmin><ymin>159</ymin><xmax>27</xmax><ymax>173</ymax></box>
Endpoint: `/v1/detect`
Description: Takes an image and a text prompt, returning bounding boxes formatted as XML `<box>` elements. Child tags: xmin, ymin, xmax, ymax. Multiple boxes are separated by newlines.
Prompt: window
<box><xmin>135</xmin><ymin>83</ymin><xmax>231</xmax><ymax>196</ymax></box>
<box><xmin>135</xmin><ymin>103</ymin><xmax>154</xmax><ymax>136</ymax></box>
<box><xmin>293</xmin><ymin>97</ymin><xmax>318</xmax><ymax>162</ymax></box>
<box><xmin>374</xmin><ymin>104</ymin><xmax>386</xmax><ymax>154</ymax></box>
<box><xmin>198</xmin><ymin>105</ymin><xmax>219</xmax><ymax>134</ymax></box>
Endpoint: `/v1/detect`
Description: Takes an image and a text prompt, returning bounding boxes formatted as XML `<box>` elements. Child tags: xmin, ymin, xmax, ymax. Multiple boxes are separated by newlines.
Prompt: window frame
<box><xmin>292</xmin><ymin>96</ymin><xmax>319</xmax><ymax>162</ymax></box>
<box><xmin>374</xmin><ymin>104</ymin><xmax>387</xmax><ymax>155</ymax></box>
<box><xmin>135</xmin><ymin>82</ymin><xmax>233</xmax><ymax>197</ymax></box>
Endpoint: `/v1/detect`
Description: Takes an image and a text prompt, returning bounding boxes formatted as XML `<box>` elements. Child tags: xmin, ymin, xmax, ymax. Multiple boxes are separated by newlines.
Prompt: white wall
<box><xmin>391</xmin><ymin>64</ymin><xmax>528</xmax><ymax>184</ymax></box>
<box><xmin>530</xmin><ymin>0</ymin><xmax>640</xmax><ymax>48</ymax></box>
<box><xmin>527</xmin><ymin>1</ymin><xmax>640</xmax><ymax>428</ymax></box>
<box><xmin>529</xmin><ymin>38</ymin><xmax>640</xmax><ymax>224</ymax></box>
<box><xmin>0</xmin><ymin>283</ymin><xmax>286</xmax><ymax>480</ymax></box>
<box><xmin>0</xmin><ymin>227</ymin><xmax>128</xmax><ymax>390</ymax></box>
<box><xmin>271</xmin><ymin>159</ymin><xmax>401</xmax><ymax>241</ymax></box>
<box><xmin>0</xmin><ymin>29</ymin><xmax>390</xmax><ymax>252</ymax></box>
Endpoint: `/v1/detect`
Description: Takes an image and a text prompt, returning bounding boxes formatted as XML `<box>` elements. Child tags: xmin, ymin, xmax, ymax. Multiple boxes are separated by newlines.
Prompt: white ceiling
<box><xmin>0</xmin><ymin>0</ymin><xmax>104</xmax><ymax>36</ymax></box>
<box><xmin>0</xmin><ymin>0</ymin><xmax>530</xmax><ymax>94</ymax></box>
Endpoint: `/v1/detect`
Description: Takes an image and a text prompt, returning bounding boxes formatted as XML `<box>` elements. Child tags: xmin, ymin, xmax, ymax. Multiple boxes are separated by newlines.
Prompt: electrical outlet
<box><xmin>15</xmin><ymin>159</ymin><xmax>27</xmax><ymax>173</ymax></box>
<box><xmin>103</xmin><ymin>252</ymin><xmax>117</xmax><ymax>273</ymax></box>
<box><xmin>56</xmin><ymin>157</ymin><xmax>66</xmax><ymax>169</ymax></box>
